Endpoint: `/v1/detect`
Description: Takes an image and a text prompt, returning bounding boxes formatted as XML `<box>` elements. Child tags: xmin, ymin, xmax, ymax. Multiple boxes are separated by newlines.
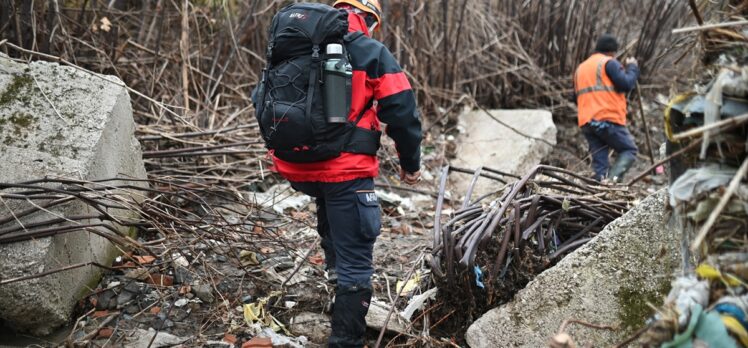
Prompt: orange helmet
<box><xmin>333</xmin><ymin>0</ymin><xmax>382</xmax><ymax>26</ymax></box>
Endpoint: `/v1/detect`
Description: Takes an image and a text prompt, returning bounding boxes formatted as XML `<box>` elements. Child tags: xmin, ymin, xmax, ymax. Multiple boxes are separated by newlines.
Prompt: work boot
<box><xmin>328</xmin><ymin>284</ymin><xmax>372</xmax><ymax>348</ymax></box>
<box><xmin>608</xmin><ymin>155</ymin><xmax>636</xmax><ymax>183</ymax></box>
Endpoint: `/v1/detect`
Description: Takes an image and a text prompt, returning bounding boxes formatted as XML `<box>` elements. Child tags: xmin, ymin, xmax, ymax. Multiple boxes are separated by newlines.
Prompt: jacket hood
<box><xmin>346</xmin><ymin>12</ymin><xmax>370</xmax><ymax>37</ymax></box>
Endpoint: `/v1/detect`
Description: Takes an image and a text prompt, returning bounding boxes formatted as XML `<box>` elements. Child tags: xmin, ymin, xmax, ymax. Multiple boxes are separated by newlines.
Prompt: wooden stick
<box><xmin>672</xmin><ymin>113</ymin><xmax>748</xmax><ymax>140</ymax></box>
<box><xmin>673</xmin><ymin>19</ymin><xmax>748</xmax><ymax>34</ymax></box>
<box><xmin>691</xmin><ymin>157</ymin><xmax>748</xmax><ymax>252</ymax></box>
<box><xmin>626</xmin><ymin>139</ymin><xmax>700</xmax><ymax>186</ymax></box>
<box><xmin>688</xmin><ymin>0</ymin><xmax>704</xmax><ymax>25</ymax></box>
<box><xmin>180</xmin><ymin>0</ymin><xmax>190</xmax><ymax>113</ymax></box>
<box><xmin>374</xmin><ymin>251</ymin><xmax>425</xmax><ymax>348</ymax></box>
<box><xmin>636</xmin><ymin>83</ymin><xmax>656</xmax><ymax>168</ymax></box>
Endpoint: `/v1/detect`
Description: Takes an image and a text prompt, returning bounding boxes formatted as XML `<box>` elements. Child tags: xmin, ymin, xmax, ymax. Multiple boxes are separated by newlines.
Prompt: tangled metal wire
<box><xmin>431</xmin><ymin>165</ymin><xmax>633</xmax><ymax>292</ymax></box>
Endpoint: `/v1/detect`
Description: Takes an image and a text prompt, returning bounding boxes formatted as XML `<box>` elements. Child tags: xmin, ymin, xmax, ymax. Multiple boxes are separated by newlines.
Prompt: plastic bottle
<box><xmin>323</xmin><ymin>43</ymin><xmax>352</xmax><ymax>123</ymax></box>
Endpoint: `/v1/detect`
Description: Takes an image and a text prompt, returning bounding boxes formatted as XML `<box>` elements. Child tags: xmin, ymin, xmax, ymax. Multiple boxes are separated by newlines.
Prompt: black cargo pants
<box><xmin>290</xmin><ymin>177</ymin><xmax>381</xmax><ymax>288</ymax></box>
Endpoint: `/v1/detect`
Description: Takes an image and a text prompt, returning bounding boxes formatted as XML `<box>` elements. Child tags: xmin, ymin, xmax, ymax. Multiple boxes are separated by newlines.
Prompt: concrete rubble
<box><xmin>452</xmin><ymin>109</ymin><xmax>557</xmax><ymax>196</ymax></box>
<box><xmin>0</xmin><ymin>54</ymin><xmax>147</xmax><ymax>335</ymax></box>
<box><xmin>465</xmin><ymin>190</ymin><xmax>679</xmax><ymax>347</ymax></box>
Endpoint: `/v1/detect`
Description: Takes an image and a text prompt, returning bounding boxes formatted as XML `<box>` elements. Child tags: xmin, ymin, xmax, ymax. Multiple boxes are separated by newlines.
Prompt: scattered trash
<box><xmin>473</xmin><ymin>266</ymin><xmax>485</xmax><ymax>289</ymax></box>
<box><xmin>629</xmin><ymin>6</ymin><xmax>748</xmax><ymax>346</ymax></box>
<box><xmin>401</xmin><ymin>288</ymin><xmax>438</xmax><ymax>321</ymax></box>
<box><xmin>396</xmin><ymin>271</ymin><xmax>422</xmax><ymax>296</ymax></box>
<box><xmin>243</xmin><ymin>291</ymin><xmax>289</xmax><ymax>334</ymax></box>
<box><xmin>240</xmin><ymin>250</ymin><xmax>261</xmax><ymax>266</ymax></box>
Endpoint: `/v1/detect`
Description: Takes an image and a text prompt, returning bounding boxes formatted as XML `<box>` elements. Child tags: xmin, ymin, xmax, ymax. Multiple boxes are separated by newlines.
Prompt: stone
<box><xmin>289</xmin><ymin>312</ymin><xmax>331</xmax><ymax>343</ymax></box>
<box><xmin>96</xmin><ymin>290</ymin><xmax>117</xmax><ymax>310</ymax></box>
<box><xmin>0</xmin><ymin>54</ymin><xmax>147</xmax><ymax>335</ymax></box>
<box><xmin>116</xmin><ymin>291</ymin><xmax>136</xmax><ymax>307</ymax></box>
<box><xmin>192</xmin><ymin>283</ymin><xmax>215</xmax><ymax>304</ymax></box>
<box><xmin>124</xmin><ymin>304</ymin><xmax>140</xmax><ymax>315</ymax></box>
<box><xmin>173</xmin><ymin>266</ymin><xmax>193</xmax><ymax>284</ymax></box>
<box><xmin>465</xmin><ymin>190</ymin><xmax>679</xmax><ymax>347</ymax></box>
<box><xmin>452</xmin><ymin>109</ymin><xmax>557</xmax><ymax>197</ymax></box>
<box><xmin>365</xmin><ymin>299</ymin><xmax>409</xmax><ymax>333</ymax></box>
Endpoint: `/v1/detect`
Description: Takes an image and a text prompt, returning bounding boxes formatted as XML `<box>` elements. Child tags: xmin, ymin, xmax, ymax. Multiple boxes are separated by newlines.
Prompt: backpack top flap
<box><xmin>268</xmin><ymin>3</ymin><xmax>348</xmax><ymax>65</ymax></box>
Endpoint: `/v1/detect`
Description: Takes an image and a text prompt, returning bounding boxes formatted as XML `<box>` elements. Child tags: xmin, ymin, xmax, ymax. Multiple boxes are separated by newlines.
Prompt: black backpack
<box><xmin>253</xmin><ymin>3</ymin><xmax>381</xmax><ymax>163</ymax></box>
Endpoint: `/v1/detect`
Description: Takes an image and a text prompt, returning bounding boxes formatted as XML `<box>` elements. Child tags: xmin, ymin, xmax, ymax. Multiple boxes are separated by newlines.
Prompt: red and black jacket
<box><xmin>272</xmin><ymin>13</ymin><xmax>422</xmax><ymax>183</ymax></box>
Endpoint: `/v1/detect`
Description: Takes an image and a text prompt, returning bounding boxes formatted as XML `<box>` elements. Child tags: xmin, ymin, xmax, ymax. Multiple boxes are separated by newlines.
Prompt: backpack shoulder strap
<box><xmin>344</xmin><ymin>31</ymin><xmax>365</xmax><ymax>43</ymax></box>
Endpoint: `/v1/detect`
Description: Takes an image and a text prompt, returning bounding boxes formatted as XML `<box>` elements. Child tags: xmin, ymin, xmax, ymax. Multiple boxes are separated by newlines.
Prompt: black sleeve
<box><xmin>372</xmin><ymin>48</ymin><xmax>422</xmax><ymax>173</ymax></box>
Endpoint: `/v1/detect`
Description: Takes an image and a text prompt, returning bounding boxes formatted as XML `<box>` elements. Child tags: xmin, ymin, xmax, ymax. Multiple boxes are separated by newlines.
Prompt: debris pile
<box><xmin>0</xmin><ymin>177</ymin><xmax>319</xmax><ymax>346</ymax></box>
<box><xmin>626</xmin><ymin>2</ymin><xmax>748</xmax><ymax>347</ymax></box>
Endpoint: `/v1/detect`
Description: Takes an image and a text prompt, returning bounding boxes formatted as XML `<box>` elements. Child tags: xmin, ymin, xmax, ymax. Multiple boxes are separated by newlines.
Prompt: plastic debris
<box><xmin>243</xmin><ymin>291</ymin><xmax>289</xmax><ymax>334</ymax></box>
<box><xmin>240</xmin><ymin>250</ymin><xmax>260</xmax><ymax>266</ymax></box>
<box><xmin>396</xmin><ymin>271</ymin><xmax>422</xmax><ymax>296</ymax></box>
<box><xmin>669</xmin><ymin>165</ymin><xmax>736</xmax><ymax>208</ymax></box>
<box><xmin>473</xmin><ymin>265</ymin><xmax>485</xmax><ymax>289</ymax></box>
<box><xmin>661</xmin><ymin>304</ymin><xmax>737</xmax><ymax>348</ymax></box>
<box><xmin>666</xmin><ymin>276</ymin><xmax>710</xmax><ymax>326</ymax></box>
<box><xmin>695</xmin><ymin>263</ymin><xmax>742</xmax><ymax>287</ymax></box>
<box><xmin>400</xmin><ymin>287</ymin><xmax>438</xmax><ymax>321</ymax></box>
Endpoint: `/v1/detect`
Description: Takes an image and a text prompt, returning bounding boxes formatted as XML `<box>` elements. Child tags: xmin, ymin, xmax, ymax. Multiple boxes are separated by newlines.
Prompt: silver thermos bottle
<box><xmin>323</xmin><ymin>43</ymin><xmax>352</xmax><ymax>123</ymax></box>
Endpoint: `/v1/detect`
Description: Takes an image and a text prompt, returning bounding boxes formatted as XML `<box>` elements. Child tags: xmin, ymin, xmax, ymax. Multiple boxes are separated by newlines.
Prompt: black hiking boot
<box><xmin>328</xmin><ymin>284</ymin><xmax>372</xmax><ymax>348</ymax></box>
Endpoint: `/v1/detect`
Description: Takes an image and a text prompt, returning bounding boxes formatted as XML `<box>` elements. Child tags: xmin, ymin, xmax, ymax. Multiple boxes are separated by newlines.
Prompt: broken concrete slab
<box><xmin>289</xmin><ymin>312</ymin><xmax>331</xmax><ymax>344</ymax></box>
<box><xmin>465</xmin><ymin>190</ymin><xmax>679</xmax><ymax>347</ymax></box>
<box><xmin>452</xmin><ymin>109</ymin><xmax>556</xmax><ymax>197</ymax></box>
<box><xmin>0</xmin><ymin>54</ymin><xmax>147</xmax><ymax>335</ymax></box>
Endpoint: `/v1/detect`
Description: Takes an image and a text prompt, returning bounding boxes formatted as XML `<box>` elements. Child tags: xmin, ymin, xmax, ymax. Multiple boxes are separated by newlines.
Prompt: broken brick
<box><xmin>223</xmin><ymin>333</ymin><xmax>237</xmax><ymax>344</ymax></box>
<box><xmin>242</xmin><ymin>337</ymin><xmax>272</xmax><ymax>348</ymax></box>
<box><xmin>97</xmin><ymin>327</ymin><xmax>114</xmax><ymax>338</ymax></box>
<box><xmin>92</xmin><ymin>310</ymin><xmax>109</xmax><ymax>318</ymax></box>
<box><xmin>150</xmin><ymin>306</ymin><xmax>161</xmax><ymax>315</ymax></box>
<box><xmin>145</xmin><ymin>274</ymin><xmax>174</xmax><ymax>286</ymax></box>
<box><xmin>134</xmin><ymin>255</ymin><xmax>157</xmax><ymax>264</ymax></box>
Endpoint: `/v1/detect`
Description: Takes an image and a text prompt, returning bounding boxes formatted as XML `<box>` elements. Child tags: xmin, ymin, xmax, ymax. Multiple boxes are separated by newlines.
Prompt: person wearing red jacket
<box><xmin>270</xmin><ymin>1</ymin><xmax>422</xmax><ymax>346</ymax></box>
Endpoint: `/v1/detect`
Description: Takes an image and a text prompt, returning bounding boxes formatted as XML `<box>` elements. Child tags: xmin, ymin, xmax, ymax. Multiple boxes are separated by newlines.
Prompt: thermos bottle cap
<box><xmin>326</xmin><ymin>44</ymin><xmax>343</xmax><ymax>55</ymax></box>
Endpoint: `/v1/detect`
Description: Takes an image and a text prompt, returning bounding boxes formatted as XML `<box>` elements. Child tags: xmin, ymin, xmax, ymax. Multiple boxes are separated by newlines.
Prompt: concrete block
<box><xmin>465</xmin><ymin>190</ymin><xmax>680</xmax><ymax>347</ymax></box>
<box><xmin>452</xmin><ymin>109</ymin><xmax>557</xmax><ymax>197</ymax></box>
<box><xmin>0</xmin><ymin>54</ymin><xmax>147</xmax><ymax>335</ymax></box>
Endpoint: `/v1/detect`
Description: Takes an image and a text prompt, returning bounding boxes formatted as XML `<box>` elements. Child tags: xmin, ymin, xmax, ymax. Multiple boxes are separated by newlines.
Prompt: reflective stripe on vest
<box><xmin>576</xmin><ymin>59</ymin><xmax>617</xmax><ymax>95</ymax></box>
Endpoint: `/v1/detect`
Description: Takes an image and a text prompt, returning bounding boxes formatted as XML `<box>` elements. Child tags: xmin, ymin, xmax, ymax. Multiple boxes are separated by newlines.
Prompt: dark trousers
<box><xmin>582</xmin><ymin>122</ymin><xmax>638</xmax><ymax>181</ymax></box>
<box><xmin>290</xmin><ymin>178</ymin><xmax>381</xmax><ymax>288</ymax></box>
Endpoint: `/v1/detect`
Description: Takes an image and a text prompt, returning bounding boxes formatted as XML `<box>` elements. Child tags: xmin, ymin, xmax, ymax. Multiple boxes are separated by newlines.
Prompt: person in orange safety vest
<box><xmin>574</xmin><ymin>34</ymin><xmax>640</xmax><ymax>182</ymax></box>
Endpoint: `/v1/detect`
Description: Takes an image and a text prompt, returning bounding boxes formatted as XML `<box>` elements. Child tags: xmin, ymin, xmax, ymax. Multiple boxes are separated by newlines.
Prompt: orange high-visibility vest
<box><xmin>574</xmin><ymin>53</ymin><xmax>627</xmax><ymax>127</ymax></box>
